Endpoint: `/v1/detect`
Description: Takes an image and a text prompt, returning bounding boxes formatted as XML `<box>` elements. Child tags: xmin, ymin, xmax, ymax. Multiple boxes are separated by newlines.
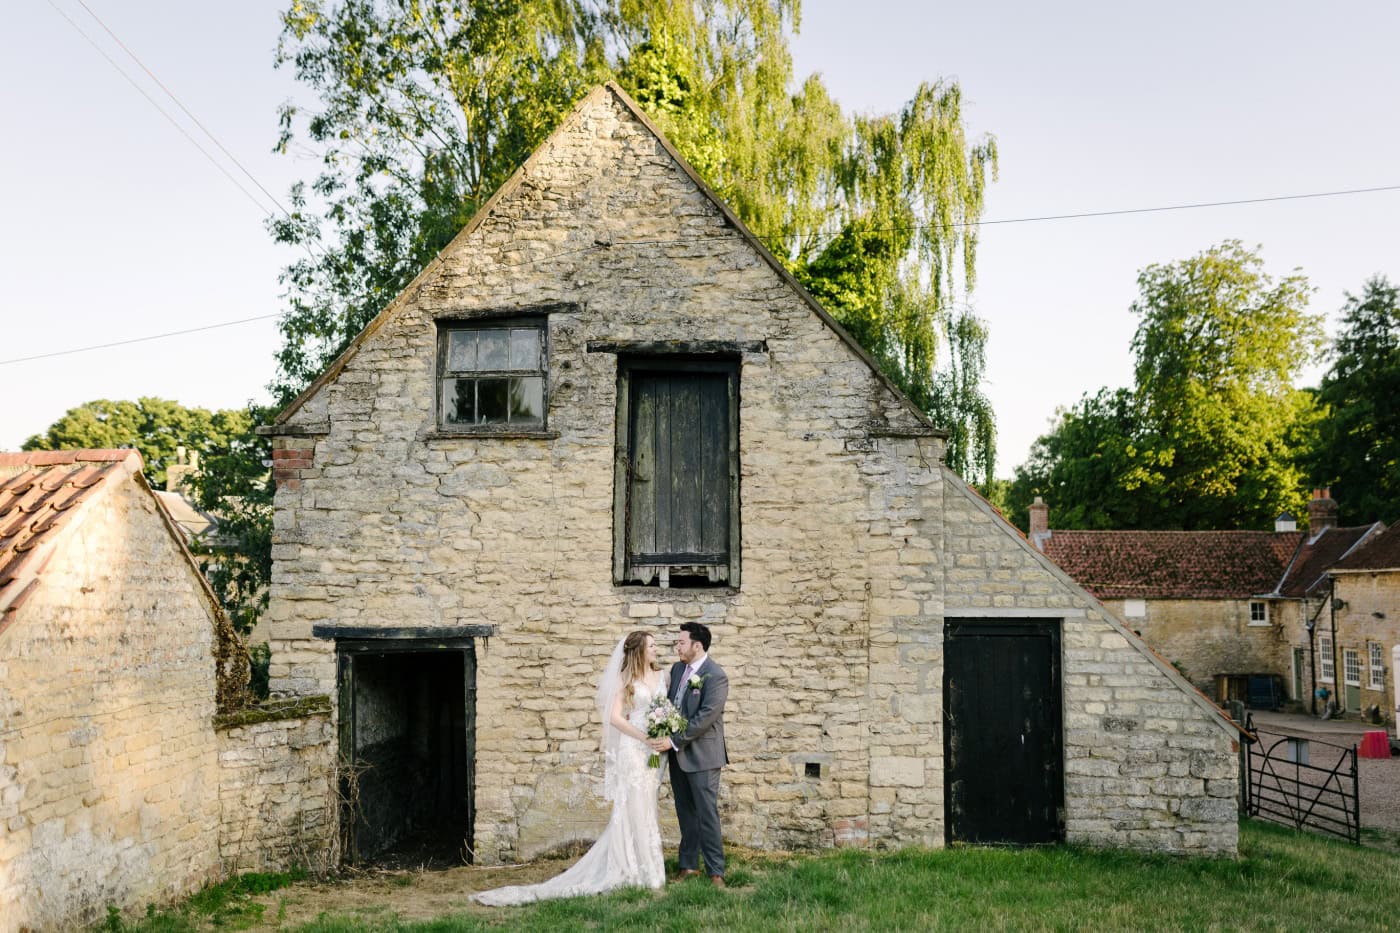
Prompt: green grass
<box><xmin>116</xmin><ymin>822</ymin><xmax>1400</xmax><ymax>931</ymax></box>
<box><xmin>107</xmin><ymin>869</ymin><xmax>305</xmax><ymax>931</ymax></box>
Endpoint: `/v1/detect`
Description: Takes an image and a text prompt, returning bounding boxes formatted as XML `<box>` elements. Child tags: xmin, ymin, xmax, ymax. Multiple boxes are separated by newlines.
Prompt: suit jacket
<box><xmin>668</xmin><ymin>657</ymin><xmax>729</xmax><ymax>773</ymax></box>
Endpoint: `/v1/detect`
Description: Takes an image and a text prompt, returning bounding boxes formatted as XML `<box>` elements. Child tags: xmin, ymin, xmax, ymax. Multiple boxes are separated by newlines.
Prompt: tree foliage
<box><xmin>1308</xmin><ymin>276</ymin><xmax>1400</xmax><ymax>523</ymax></box>
<box><xmin>23</xmin><ymin>398</ymin><xmax>251</xmax><ymax>488</ymax></box>
<box><xmin>184</xmin><ymin>406</ymin><xmax>277</xmax><ymax>635</ymax></box>
<box><xmin>270</xmin><ymin>0</ymin><xmax>998</xmax><ymax>479</ymax></box>
<box><xmin>1007</xmin><ymin>242</ymin><xmax>1324</xmax><ymax>531</ymax></box>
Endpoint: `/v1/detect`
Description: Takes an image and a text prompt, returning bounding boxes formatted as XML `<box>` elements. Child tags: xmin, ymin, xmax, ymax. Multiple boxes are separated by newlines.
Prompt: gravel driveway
<box><xmin>1247</xmin><ymin>711</ymin><xmax>1399</xmax><ymax>835</ymax></box>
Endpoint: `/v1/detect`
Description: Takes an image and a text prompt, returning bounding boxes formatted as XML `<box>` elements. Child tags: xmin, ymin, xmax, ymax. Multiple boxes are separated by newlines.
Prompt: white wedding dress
<box><xmin>471</xmin><ymin>673</ymin><xmax>667</xmax><ymax>906</ymax></box>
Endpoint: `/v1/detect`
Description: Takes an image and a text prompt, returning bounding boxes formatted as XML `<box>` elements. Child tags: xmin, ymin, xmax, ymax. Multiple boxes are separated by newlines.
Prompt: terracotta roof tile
<box><xmin>1276</xmin><ymin>525</ymin><xmax>1381</xmax><ymax>596</ymax></box>
<box><xmin>1331</xmin><ymin>521</ymin><xmax>1400</xmax><ymax>572</ymax></box>
<box><xmin>0</xmin><ymin>449</ymin><xmax>142</xmax><ymax>617</ymax></box>
<box><xmin>1040</xmin><ymin>530</ymin><xmax>1303</xmax><ymax>600</ymax></box>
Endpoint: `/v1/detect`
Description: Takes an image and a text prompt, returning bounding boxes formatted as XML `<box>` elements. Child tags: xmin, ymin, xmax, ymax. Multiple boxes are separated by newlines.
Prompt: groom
<box><xmin>649</xmin><ymin>621</ymin><xmax>729</xmax><ymax>887</ymax></box>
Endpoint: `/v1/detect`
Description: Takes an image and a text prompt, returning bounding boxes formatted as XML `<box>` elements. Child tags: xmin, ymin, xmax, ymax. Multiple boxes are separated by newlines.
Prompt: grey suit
<box><xmin>667</xmin><ymin>656</ymin><xmax>729</xmax><ymax>876</ymax></box>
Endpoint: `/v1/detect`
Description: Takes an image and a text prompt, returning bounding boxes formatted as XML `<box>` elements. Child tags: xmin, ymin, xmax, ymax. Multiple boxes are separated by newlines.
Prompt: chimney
<box><xmin>1028</xmin><ymin>496</ymin><xmax>1050</xmax><ymax>551</ymax></box>
<box><xmin>165</xmin><ymin>446</ymin><xmax>199</xmax><ymax>493</ymax></box>
<box><xmin>1307</xmin><ymin>488</ymin><xmax>1338</xmax><ymax>535</ymax></box>
<box><xmin>1274</xmin><ymin>512</ymin><xmax>1297</xmax><ymax>532</ymax></box>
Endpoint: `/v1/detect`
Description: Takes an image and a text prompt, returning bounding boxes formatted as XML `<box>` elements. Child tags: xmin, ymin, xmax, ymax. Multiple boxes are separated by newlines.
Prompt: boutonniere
<box><xmin>688</xmin><ymin>674</ymin><xmax>705</xmax><ymax>691</ymax></box>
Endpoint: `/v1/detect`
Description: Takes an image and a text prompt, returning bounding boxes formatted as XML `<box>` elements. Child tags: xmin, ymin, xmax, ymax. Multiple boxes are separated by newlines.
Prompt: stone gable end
<box><xmin>940</xmin><ymin>472</ymin><xmax>1239</xmax><ymax>853</ymax></box>
<box><xmin>263</xmin><ymin>83</ymin><xmax>1240</xmax><ymax>864</ymax></box>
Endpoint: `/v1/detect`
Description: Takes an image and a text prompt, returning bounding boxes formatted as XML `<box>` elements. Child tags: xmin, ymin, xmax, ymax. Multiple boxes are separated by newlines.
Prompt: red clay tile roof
<box><xmin>1331</xmin><ymin>521</ymin><xmax>1400</xmax><ymax>573</ymax></box>
<box><xmin>0</xmin><ymin>450</ymin><xmax>142</xmax><ymax>628</ymax></box>
<box><xmin>1275</xmin><ymin>524</ymin><xmax>1382</xmax><ymax>596</ymax></box>
<box><xmin>1040</xmin><ymin>530</ymin><xmax>1302</xmax><ymax>600</ymax></box>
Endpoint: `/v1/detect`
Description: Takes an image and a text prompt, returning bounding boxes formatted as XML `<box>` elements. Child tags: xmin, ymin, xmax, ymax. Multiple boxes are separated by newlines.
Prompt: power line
<box><xmin>0</xmin><ymin>314</ymin><xmax>283</xmax><ymax>367</ymax></box>
<box><xmin>71</xmin><ymin>0</ymin><xmax>294</xmax><ymax>220</ymax></box>
<box><xmin>42</xmin><ymin>0</ymin><xmax>275</xmax><ymax>219</ymax></box>
<box><xmin>775</xmin><ymin>184</ymin><xmax>1400</xmax><ymax>242</ymax></box>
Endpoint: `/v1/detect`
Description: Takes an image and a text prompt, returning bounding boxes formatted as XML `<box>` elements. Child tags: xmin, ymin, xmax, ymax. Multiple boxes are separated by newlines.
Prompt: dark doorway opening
<box><xmin>944</xmin><ymin>619</ymin><xmax>1064</xmax><ymax>845</ymax></box>
<box><xmin>337</xmin><ymin>639</ymin><xmax>476</xmax><ymax>867</ymax></box>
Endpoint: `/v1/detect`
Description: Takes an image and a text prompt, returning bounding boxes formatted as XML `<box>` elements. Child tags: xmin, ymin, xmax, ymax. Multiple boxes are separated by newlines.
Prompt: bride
<box><xmin>472</xmin><ymin>631</ymin><xmax>668</xmax><ymax>905</ymax></box>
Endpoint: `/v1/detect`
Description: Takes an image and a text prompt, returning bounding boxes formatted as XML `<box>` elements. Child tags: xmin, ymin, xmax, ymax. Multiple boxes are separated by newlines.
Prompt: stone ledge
<box><xmin>214</xmin><ymin>695</ymin><xmax>332</xmax><ymax>729</ymax></box>
<box><xmin>256</xmin><ymin>423</ymin><xmax>331</xmax><ymax>437</ymax></box>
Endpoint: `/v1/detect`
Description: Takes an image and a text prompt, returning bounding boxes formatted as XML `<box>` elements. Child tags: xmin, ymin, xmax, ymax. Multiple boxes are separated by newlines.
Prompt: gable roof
<box><xmin>1275</xmin><ymin>524</ymin><xmax>1382</xmax><ymax>595</ymax></box>
<box><xmin>271</xmin><ymin>83</ymin><xmax>940</xmax><ymax>437</ymax></box>
<box><xmin>0</xmin><ymin>449</ymin><xmax>225</xmax><ymax>636</ymax></box>
<box><xmin>1330</xmin><ymin>520</ymin><xmax>1400</xmax><ymax>573</ymax></box>
<box><xmin>1040</xmin><ymin>530</ymin><xmax>1301</xmax><ymax>600</ymax></box>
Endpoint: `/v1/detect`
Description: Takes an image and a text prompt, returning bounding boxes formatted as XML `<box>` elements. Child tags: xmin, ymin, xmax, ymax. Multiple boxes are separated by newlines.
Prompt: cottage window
<box><xmin>1319</xmin><ymin>635</ymin><xmax>1334</xmax><ymax>683</ymax></box>
<box><xmin>1344</xmin><ymin>648</ymin><xmax>1361</xmax><ymax>688</ymax></box>
<box><xmin>613</xmin><ymin>358</ymin><xmax>739</xmax><ymax>587</ymax></box>
<box><xmin>1248</xmin><ymin>601</ymin><xmax>1269</xmax><ymax>626</ymax></box>
<box><xmin>1370</xmin><ymin>642</ymin><xmax>1386</xmax><ymax>689</ymax></box>
<box><xmin>437</xmin><ymin>320</ymin><xmax>546</xmax><ymax>430</ymax></box>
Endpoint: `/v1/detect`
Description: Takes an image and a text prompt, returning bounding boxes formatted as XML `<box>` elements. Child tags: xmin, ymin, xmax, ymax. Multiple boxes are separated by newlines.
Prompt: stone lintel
<box><xmin>311</xmin><ymin>623</ymin><xmax>497</xmax><ymax>642</ymax></box>
<box><xmin>585</xmin><ymin>339</ymin><xmax>767</xmax><ymax>355</ymax></box>
<box><xmin>945</xmin><ymin>608</ymin><xmax>1086</xmax><ymax>619</ymax></box>
<box><xmin>257</xmin><ymin>423</ymin><xmax>331</xmax><ymax>437</ymax></box>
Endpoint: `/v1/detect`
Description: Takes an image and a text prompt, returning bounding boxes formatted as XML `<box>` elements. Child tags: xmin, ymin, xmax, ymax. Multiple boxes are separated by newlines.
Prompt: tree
<box><xmin>270</xmin><ymin>0</ymin><xmax>998</xmax><ymax>479</ymax></box>
<box><xmin>184</xmin><ymin>406</ymin><xmax>276</xmax><ymax>635</ymax></box>
<box><xmin>1309</xmin><ymin>276</ymin><xmax>1400</xmax><ymax>523</ymax></box>
<box><xmin>1006</xmin><ymin>242</ymin><xmax>1324</xmax><ymax>531</ymax></box>
<box><xmin>23</xmin><ymin>398</ymin><xmax>251</xmax><ymax>488</ymax></box>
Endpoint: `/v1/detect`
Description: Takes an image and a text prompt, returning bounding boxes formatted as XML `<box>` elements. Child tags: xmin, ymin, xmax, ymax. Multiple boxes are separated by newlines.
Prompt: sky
<box><xmin>3</xmin><ymin>1</ymin><xmax>1398</xmax><ymax>479</ymax></box>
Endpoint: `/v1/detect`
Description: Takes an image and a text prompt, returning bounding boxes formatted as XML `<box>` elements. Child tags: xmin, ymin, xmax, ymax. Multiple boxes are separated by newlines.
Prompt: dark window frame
<box><xmin>612</xmin><ymin>355</ymin><xmax>741</xmax><ymax>588</ymax></box>
<box><xmin>435</xmin><ymin>316</ymin><xmax>549</xmax><ymax>435</ymax></box>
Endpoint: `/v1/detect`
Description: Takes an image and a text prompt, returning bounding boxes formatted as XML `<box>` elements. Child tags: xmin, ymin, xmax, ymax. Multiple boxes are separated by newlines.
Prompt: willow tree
<box><xmin>271</xmin><ymin>0</ymin><xmax>998</xmax><ymax>480</ymax></box>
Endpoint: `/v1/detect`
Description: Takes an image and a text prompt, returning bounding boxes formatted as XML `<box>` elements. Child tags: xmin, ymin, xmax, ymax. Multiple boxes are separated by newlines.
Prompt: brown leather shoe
<box><xmin>669</xmin><ymin>869</ymin><xmax>700</xmax><ymax>884</ymax></box>
<box><xmin>710</xmin><ymin>875</ymin><xmax>726</xmax><ymax>889</ymax></box>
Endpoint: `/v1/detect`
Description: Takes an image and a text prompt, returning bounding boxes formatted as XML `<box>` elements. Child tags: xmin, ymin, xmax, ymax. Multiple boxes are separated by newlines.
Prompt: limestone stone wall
<box><xmin>1096</xmin><ymin>597</ymin><xmax>1288</xmax><ymax>697</ymax></box>
<box><xmin>0</xmin><ymin>479</ymin><xmax>223</xmax><ymax>931</ymax></box>
<box><xmin>1329</xmin><ymin>572</ymin><xmax>1400</xmax><ymax>721</ymax></box>
<box><xmin>215</xmin><ymin>700</ymin><xmax>338</xmax><ymax>873</ymax></box>
<box><xmin>939</xmin><ymin>473</ymin><xmax>1239</xmax><ymax>855</ymax></box>
<box><xmin>267</xmin><ymin>87</ymin><xmax>939</xmax><ymax>861</ymax></box>
<box><xmin>265</xmin><ymin>85</ymin><xmax>1238</xmax><ymax>861</ymax></box>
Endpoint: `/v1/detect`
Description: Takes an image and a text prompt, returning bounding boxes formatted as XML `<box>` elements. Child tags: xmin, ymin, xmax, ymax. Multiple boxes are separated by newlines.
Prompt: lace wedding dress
<box><xmin>471</xmin><ymin>671</ymin><xmax>666</xmax><ymax>906</ymax></box>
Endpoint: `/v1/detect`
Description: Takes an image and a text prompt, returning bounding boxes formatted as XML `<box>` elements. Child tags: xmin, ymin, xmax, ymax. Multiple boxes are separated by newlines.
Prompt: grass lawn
<box><xmin>114</xmin><ymin>820</ymin><xmax>1398</xmax><ymax>931</ymax></box>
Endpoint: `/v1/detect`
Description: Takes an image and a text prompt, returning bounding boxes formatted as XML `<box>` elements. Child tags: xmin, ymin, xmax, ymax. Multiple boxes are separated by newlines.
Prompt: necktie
<box><xmin>676</xmin><ymin>665</ymin><xmax>693</xmax><ymax>704</ymax></box>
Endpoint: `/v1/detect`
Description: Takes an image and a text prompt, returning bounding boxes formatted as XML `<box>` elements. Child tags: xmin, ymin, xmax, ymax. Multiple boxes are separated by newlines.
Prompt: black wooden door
<box><xmin>944</xmin><ymin>620</ymin><xmax>1063</xmax><ymax>845</ymax></box>
<box><xmin>627</xmin><ymin>371</ymin><xmax>731</xmax><ymax>563</ymax></box>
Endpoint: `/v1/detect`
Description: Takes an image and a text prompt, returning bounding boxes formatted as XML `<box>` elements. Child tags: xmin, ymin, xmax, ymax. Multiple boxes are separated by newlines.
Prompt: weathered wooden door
<box><xmin>944</xmin><ymin>620</ymin><xmax>1064</xmax><ymax>845</ymax></box>
<box><xmin>626</xmin><ymin>370</ymin><xmax>732</xmax><ymax>566</ymax></box>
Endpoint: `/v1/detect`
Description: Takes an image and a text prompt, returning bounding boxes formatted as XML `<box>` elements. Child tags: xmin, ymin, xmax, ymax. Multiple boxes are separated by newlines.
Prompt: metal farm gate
<box><xmin>1241</xmin><ymin>714</ymin><xmax>1360</xmax><ymax>844</ymax></box>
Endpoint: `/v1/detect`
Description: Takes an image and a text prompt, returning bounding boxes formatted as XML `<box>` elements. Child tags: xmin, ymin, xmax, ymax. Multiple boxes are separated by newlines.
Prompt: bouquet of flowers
<box><xmin>644</xmin><ymin>693</ymin><xmax>687</xmax><ymax>768</ymax></box>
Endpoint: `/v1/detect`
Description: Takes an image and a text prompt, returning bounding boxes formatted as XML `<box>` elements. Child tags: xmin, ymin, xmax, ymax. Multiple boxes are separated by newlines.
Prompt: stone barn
<box><xmin>261</xmin><ymin>83</ymin><xmax>1242</xmax><ymax>864</ymax></box>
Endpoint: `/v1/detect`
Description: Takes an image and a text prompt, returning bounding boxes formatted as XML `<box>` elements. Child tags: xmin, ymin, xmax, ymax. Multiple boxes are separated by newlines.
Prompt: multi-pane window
<box><xmin>438</xmin><ymin>321</ymin><xmax>546</xmax><ymax>429</ymax></box>
<box><xmin>614</xmin><ymin>358</ymin><xmax>739</xmax><ymax>587</ymax></box>
<box><xmin>1248</xmin><ymin>601</ymin><xmax>1269</xmax><ymax>625</ymax></box>
<box><xmin>1319</xmin><ymin>635</ymin><xmax>1334</xmax><ymax>683</ymax></box>
<box><xmin>1370</xmin><ymin>642</ymin><xmax>1386</xmax><ymax>689</ymax></box>
<box><xmin>1344</xmin><ymin>648</ymin><xmax>1361</xmax><ymax>687</ymax></box>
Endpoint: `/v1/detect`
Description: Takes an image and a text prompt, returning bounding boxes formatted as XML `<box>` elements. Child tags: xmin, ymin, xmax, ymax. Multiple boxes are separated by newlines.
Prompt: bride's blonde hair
<box><xmin>620</xmin><ymin>630</ymin><xmax>658</xmax><ymax>709</ymax></box>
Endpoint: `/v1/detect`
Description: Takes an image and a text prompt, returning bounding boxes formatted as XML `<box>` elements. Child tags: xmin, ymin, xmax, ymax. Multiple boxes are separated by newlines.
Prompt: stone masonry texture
<box><xmin>0</xmin><ymin>478</ymin><xmax>223</xmax><ymax>931</ymax></box>
<box><xmin>267</xmin><ymin>85</ymin><xmax>1240</xmax><ymax>862</ymax></box>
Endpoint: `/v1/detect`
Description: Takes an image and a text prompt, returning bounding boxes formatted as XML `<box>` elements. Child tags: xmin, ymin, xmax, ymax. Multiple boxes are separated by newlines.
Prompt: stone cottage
<box><xmin>1320</xmin><ymin>521</ymin><xmax>1400</xmax><ymax>723</ymax></box>
<box><xmin>0</xmin><ymin>450</ymin><xmax>333</xmax><ymax>931</ymax></box>
<box><xmin>261</xmin><ymin>83</ymin><xmax>1243</xmax><ymax>863</ymax></box>
<box><xmin>1033</xmin><ymin>491</ymin><xmax>1382</xmax><ymax>710</ymax></box>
